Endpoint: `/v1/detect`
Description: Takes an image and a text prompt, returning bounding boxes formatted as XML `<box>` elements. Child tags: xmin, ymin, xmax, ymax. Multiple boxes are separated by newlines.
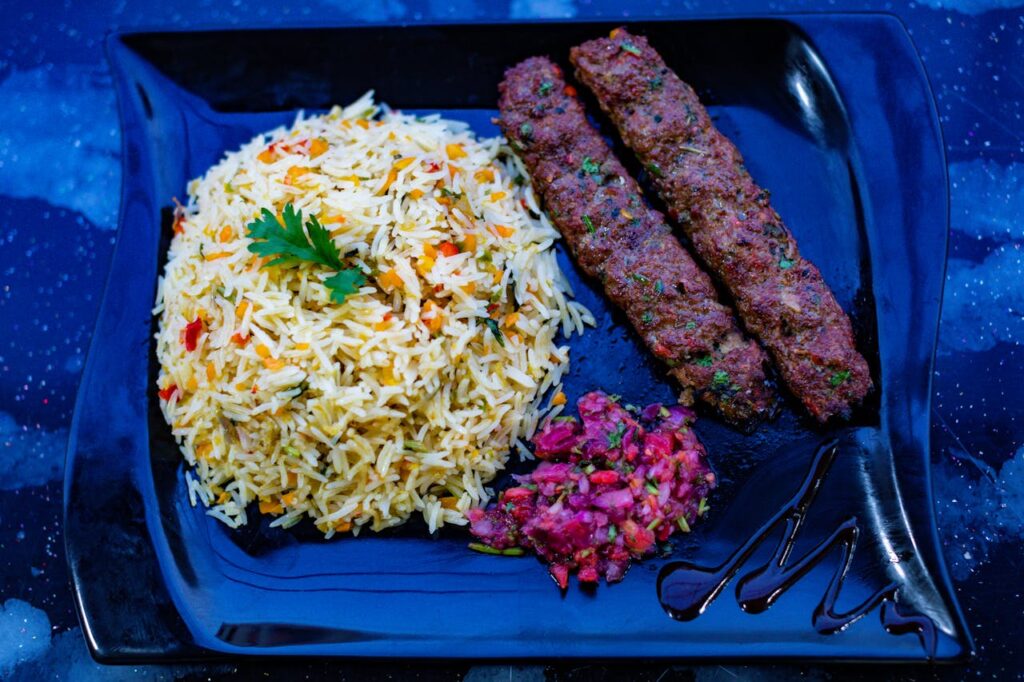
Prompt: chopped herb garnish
<box><xmin>553</xmin><ymin>415</ymin><xmax>577</xmax><ymax>423</ymax></box>
<box><xmin>649</xmin><ymin>76</ymin><xmax>663</xmax><ymax>91</ymax></box>
<box><xmin>439</xmin><ymin>187</ymin><xmax>464</xmax><ymax>200</ymax></box>
<box><xmin>646</xmin><ymin>162</ymin><xmax>663</xmax><ymax>177</ymax></box>
<box><xmin>712</xmin><ymin>370</ymin><xmax>731</xmax><ymax>388</ymax></box>
<box><xmin>654</xmin><ymin>279</ymin><xmax>664</xmax><ymax>295</ymax></box>
<box><xmin>779</xmin><ymin>257</ymin><xmax>794</xmax><ymax>269</ymax></box>
<box><xmin>519</xmin><ymin>122</ymin><xmax>533</xmax><ymax>140</ymax></box>
<box><xmin>538</xmin><ymin>80</ymin><xmax>554</xmax><ymax>96</ymax></box>
<box><xmin>677</xmin><ymin>516</ymin><xmax>691</xmax><ymax>533</ymax></box>
<box><xmin>680</xmin><ymin>145</ymin><xmax>706</xmax><ymax>156</ymax></box>
<box><xmin>830</xmin><ymin>369</ymin><xmax>852</xmax><ymax>387</ymax></box>
<box><xmin>215</xmin><ymin>286</ymin><xmax>236</xmax><ymax>303</ymax></box>
<box><xmin>468</xmin><ymin>542</ymin><xmax>524</xmax><ymax>556</ymax></box>
<box><xmin>482</xmin><ymin>317</ymin><xmax>505</xmax><ymax>347</ymax></box>
<box><xmin>632</xmin><ymin>273</ymin><xmax>650</xmax><ymax>284</ymax></box>
<box><xmin>621</xmin><ymin>41</ymin><xmax>642</xmax><ymax>56</ymax></box>
<box><xmin>582</xmin><ymin>215</ymin><xmax>596</xmax><ymax>234</ymax></box>
<box><xmin>282</xmin><ymin>444</ymin><xmax>302</xmax><ymax>459</ymax></box>
<box><xmin>695</xmin><ymin>355</ymin><xmax>713</xmax><ymax>367</ymax></box>
<box><xmin>246</xmin><ymin>203</ymin><xmax>365</xmax><ymax>304</ymax></box>
<box><xmin>645</xmin><ymin>481</ymin><xmax>659</xmax><ymax>494</ymax></box>
<box><xmin>641</xmin><ymin>311</ymin><xmax>654</xmax><ymax>324</ymax></box>
<box><xmin>646</xmin><ymin>518</ymin><xmax>662</xmax><ymax>531</ymax></box>
<box><xmin>685</xmin><ymin>321</ymin><xmax>697</xmax><ymax>330</ymax></box>
<box><xmin>606</xmin><ymin>421</ymin><xmax>628</xmax><ymax>449</ymax></box>
<box><xmin>403</xmin><ymin>440</ymin><xmax>427</xmax><ymax>453</ymax></box>
<box><xmin>698</xmin><ymin>497</ymin><xmax>710</xmax><ymax>516</ymax></box>
<box><xmin>658</xmin><ymin>406</ymin><xmax>671</xmax><ymax>418</ymax></box>
<box><xmin>581</xmin><ymin>156</ymin><xmax>601</xmax><ymax>176</ymax></box>
<box><xmin>291</xmin><ymin>380</ymin><xmax>310</xmax><ymax>399</ymax></box>
<box><xmin>608</xmin><ymin>525</ymin><xmax>618</xmax><ymax>541</ymax></box>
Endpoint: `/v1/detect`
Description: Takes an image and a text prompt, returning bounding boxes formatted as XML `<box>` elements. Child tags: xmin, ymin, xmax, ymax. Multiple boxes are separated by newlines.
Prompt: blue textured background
<box><xmin>0</xmin><ymin>0</ymin><xmax>1021</xmax><ymax>679</ymax></box>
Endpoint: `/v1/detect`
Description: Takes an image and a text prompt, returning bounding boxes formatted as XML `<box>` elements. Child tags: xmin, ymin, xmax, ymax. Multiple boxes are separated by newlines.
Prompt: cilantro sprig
<box><xmin>246</xmin><ymin>203</ymin><xmax>365</xmax><ymax>304</ymax></box>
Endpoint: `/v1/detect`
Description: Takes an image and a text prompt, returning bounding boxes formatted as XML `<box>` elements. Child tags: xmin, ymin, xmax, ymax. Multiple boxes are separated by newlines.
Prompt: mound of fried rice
<box><xmin>154</xmin><ymin>93</ymin><xmax>592</xmax><ymax>536</ymax></box>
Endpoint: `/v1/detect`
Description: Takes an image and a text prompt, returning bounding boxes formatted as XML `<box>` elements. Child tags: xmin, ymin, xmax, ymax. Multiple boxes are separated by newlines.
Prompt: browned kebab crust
<box><xmin>570</xmin><ymin>29</ymin><xmax>872</xmax><ymax>422</ymax></box>
<box><xmin>498</xmin><ymin>57</ymin><xmax>776</xmax><ymax>425</ymax></box>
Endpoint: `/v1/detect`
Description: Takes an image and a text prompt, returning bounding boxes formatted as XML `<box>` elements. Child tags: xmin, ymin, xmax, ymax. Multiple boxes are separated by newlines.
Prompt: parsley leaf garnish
<box><xmin>621</xmin><ymin>42</ymin><xmax>642</xmax><ymax>56</ymax></box>
<box><xmin>581</xmin><ymin>156</ymin><xmax>601</xmax><ymax>176</ymax></box>
<box><xmin>538</xmin><ymin>80</ymin><xmax>554</xmax><ymax>96</ymax></box>
<box><xmin>323</xmin><ymin>269</ymin><xmax>366</xmax><ymax>304</ymax></box>
<box><xmin>582</xmin><ymin>215</ymin><xmax>596</xmax><ymax>234</ymax></box>
<box><xmin>246</xmin><ymin>203</ymin><xmax>365</xmax><ymax>304</ymax></box>
<box><xmin>247</xmin><ymin>204</ymin><xmax>342</xmax><ymax>269</ymax></box>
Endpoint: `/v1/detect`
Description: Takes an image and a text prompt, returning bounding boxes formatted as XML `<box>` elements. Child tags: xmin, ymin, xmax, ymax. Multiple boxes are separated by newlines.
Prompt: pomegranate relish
<box><xmin>468</xmin><ymin>391</ymin><xmax>715</xmax><ymax>588</ymax></box>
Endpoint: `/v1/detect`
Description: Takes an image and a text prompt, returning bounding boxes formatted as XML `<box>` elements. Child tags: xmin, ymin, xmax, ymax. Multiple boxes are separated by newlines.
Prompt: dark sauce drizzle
<box><xmin>657</xmin><ymin>440</ymin><xmax>938</xmax><ymax>658</ymax></box>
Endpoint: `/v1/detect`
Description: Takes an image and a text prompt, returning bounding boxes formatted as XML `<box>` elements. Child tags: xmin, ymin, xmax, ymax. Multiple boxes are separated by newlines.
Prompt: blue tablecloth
<box><xmin>1</xmin><ymin>0</ymin><xmax>1020</xmax><ymax>678</ymax></box>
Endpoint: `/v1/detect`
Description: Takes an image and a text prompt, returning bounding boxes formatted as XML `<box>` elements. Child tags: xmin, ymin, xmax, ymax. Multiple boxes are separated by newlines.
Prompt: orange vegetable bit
<box><xmin>440</xmin><ymin>496</ymin><xmax>460</xmax><ymax>510</ymax></box>
<box><xmin>257</xmin><ymin>148</ymin><xmax>276</xmax><ymax>164</ymax></box>
<box><xmin>438</xmin><ymin>241</ymin><xmax>460</xmax><ymax>258</ymax></box>
<box><xmin>379</xmin><ymin>168</ymin><xmax>399</xmax><ymax>195</ymax></box>
<box><xmin>445</xmin><ymin>143</ymin><xmax>467</xmax><ymax>159</ymax></box>
<box><xmin>461</xmin><ymin>233</ymin><xmax>477</xmax><ymax>252</ymax></box>
<box><xmin>285</xmin><ymin>166</ymin><xmax>310</xmax><ymax>185</ymax></box>
<box><xmin>309</xmin><ymin>137</ymin><xmax>329</xmax><ymax>158</ymax></box>
<box><xmin>489</xmin><ymin>191</ymin><xmax>507</xmax><ymax>202</ymax></box>
<box><xmin>473</xmin><ymin>168</ymin><xmax>495</xmax><ymax>183</ymax></box>
<box><xmin>422</xmin><ymin>300</ymin><xmax>444</xmax><ymax>333</ymax></box>
<box><xmin>551</xmin><ymin>391</ymin><xmax>567</xmax><ymax>406</ymax></box>
<box><xmin>408</xmin><ymin>188</ymin><xmax>424</xmax><ymax>200</ymax></box>
<box><xmin>255</xmin><ymin>343</ymin><xmax>271</xmax><ymax>358</ymax></box>
<box><xmin>378</xmin><ymin>268</ymin><xmax>403</xmax><ymax>290</ymax></box>
<box><xmin>335</xmin><ymin>521</ymin><xmax>353</xmax><ymax>533</ymax></box>
<box><xmin>259</xmin><ymin>499</ymin><xmax>283</xmax><ymax>515</ymax></box>
<box><xmin>416</xmin><ymin>255</ymin><xmax>435</xmax><ymax>276</ymax></box>
<box><xmin>218</xmin><ymin>225</ymin><xmax>233</xmax><ymax>242</ymax></box>
<box><xmin>204</xmin><ymin>251</ymin><xmax>231</xmax><ymax>261</ymax></box>
<box><xmin>493</xmin><ymin>224</ymin><xmax>515</xmax><ymax>238</ymax></box>
<box><xmin>281</xmin><ymin>492</ymin><xmax>297</xmax><ymax>507</ymax></box>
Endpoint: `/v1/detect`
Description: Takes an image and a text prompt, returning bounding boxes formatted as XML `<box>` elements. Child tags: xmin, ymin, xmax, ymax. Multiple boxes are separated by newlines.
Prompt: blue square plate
<box><xmin>65</xmin><ymin>15</ymin><xmax>973</xmax><ymax>662</ymax></box>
